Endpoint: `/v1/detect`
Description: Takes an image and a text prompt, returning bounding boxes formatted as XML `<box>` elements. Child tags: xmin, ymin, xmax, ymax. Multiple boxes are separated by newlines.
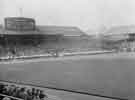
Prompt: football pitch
<box><xmin>0</xmin><ymin>52</ymin><xmax>135</xmax><ymax>100</ymax></box>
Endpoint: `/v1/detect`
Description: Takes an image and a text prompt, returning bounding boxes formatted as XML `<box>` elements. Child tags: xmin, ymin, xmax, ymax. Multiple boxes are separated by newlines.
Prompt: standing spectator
<box><xmin>14</xmin><ymin>86</ymin><xmax>20</xmax><ymax>98</ymax></box>
<box><xmin>35</xmin><ymin>89</ymin><xmax>40</xmax><ymax>97</ymax></box>
<box><xmin>12</xmin><ymin>86</ymin><xmax>19</xmax><ymax>97</ymax></box>
<box><xmin>26</xmin><ymin>89</ymin><xmax>33</xmax><ymax>100</ymax></box>
<box><xmin>32</xmin><ymin>88</ymin><xmax>36</xmax><ymax>97</ymax></box>
<box><xmin>18</xmin><ymin>87</ymin><xmax>27</xmax><ymax>100</ymax></box>
<box><xmin>33</xmin><ymin>89</ymin><xmax>40</xmax><ymax>100</ymax></box>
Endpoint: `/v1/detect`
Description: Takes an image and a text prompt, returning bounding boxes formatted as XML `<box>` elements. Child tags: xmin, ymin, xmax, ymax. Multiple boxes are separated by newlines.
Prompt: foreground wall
<box><xmin>0</xmin><ymin>53</ymin><xmax>135</xmax><ymax>99</ymax></box>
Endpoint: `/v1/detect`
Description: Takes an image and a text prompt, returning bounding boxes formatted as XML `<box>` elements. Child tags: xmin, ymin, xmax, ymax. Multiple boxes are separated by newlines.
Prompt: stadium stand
<box><xmin>0</xmin><ymin>17</ymin><xmax>104</xmax><ymax>60</ymax></box>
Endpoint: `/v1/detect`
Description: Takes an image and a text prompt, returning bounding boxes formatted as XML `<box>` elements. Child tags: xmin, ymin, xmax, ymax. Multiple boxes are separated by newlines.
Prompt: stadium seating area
<box><xmin>0</xmin><ymin>82</ymin><xmax>47</xmax><ymax>100</ymax></box>
<box><xmin>0</xmin><ymin>36</ymin><xmax>103</xmax><ymax>60</ymax></box>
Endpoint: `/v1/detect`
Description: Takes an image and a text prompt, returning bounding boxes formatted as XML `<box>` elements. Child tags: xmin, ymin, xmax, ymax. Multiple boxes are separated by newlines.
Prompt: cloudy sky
<box><xmin>0</xmin><ymin>0</ymin><xmax>135</xmax><ymax>31</ymax></box>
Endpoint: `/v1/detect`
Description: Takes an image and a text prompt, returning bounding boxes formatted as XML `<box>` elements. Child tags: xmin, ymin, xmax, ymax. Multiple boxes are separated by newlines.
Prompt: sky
<box><xmin>0</xmin><ymin>0</ymin><xmax>135</xmax><ymax>32</ymax></box>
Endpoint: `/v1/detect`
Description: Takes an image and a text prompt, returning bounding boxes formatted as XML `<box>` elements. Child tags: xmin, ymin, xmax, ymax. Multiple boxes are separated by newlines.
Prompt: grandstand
<box><xmin>0</xmin><ymin>17</ymin><xmax>101</xmax><ymax>60</ymax></box>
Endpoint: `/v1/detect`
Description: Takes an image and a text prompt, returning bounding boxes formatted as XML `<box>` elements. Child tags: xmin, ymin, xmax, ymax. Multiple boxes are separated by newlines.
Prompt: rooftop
<box><xmin>37</xmin><ymin>25</ymin><xmax>85</xmax><ymax>36</ymax></box>
<box><xmin>0</xmin><ymin>25</ymin><xmax>86</xmax><ymax>36</ymax></box>
<box><xmin>4</xmin><ymin>17</ymin><xmax>35</xmax><ymax>22</ymax></box>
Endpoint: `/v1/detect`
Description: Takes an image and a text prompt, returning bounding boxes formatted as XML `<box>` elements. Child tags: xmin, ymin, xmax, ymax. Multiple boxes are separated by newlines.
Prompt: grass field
<box><xmin>0</xmin><ymin>52</ymin><xmax>135</xmax><ymax>100</ymax></box>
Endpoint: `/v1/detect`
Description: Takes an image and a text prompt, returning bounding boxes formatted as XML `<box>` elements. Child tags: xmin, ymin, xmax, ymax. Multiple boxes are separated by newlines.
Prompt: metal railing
<box><xmin>0</xmin><ymin>93</ymin><xmax>23</xmax><ymax>100</ymax></box>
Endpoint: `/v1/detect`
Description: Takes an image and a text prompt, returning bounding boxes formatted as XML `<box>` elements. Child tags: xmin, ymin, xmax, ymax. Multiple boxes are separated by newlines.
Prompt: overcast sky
<box><xmin>0</xmin><ymin>0</ymin><xmax>135</xmax><ymax>32</ymax></box>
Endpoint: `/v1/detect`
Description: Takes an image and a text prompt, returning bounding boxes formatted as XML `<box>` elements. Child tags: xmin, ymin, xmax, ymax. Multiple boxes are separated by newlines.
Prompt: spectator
<box><xmin>26</xmin><ymin>89</ymin><xmax>33</xmax><ymax>100</ymax></box>
<box><xmin>18</xmin><ymin>87</ymin><xmax>27</xmax><ymax>100</ymax></box>
<box><xmin>35</xmin><ymin>89</ymin><xmax>40</xmax><ymax>97</ymax></box>
<box><xmin>2</xmin><ymin>97</ymin><xmax>11</xmax><ymax>100</ymax></box>
<box><xmin>12</xmin><ymin>86</ymin><xmax>19</xmax><ymax>97</ymax></box>
<box><xmin>32</xmin><ymin>88</ymin><xmax>36</xmax><ymax>97</ymax></box>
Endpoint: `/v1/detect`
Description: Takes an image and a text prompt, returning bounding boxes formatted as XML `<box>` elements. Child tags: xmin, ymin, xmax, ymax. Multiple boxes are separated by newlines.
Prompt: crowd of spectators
<box><xmin>0</xmin><ymin>82</ymin><xmax>48</xmax><ymax>100</ymax></box>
